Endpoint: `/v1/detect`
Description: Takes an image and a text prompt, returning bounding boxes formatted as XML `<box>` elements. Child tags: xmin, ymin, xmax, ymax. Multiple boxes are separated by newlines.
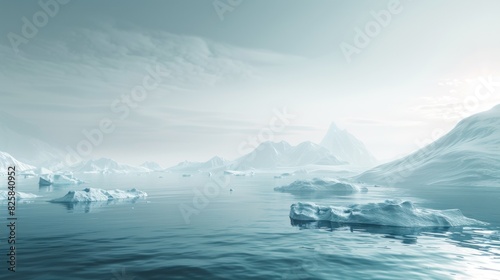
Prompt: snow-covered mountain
<box><xmin>140</xmin><ymin>161</ymin><xmax>163</xmax><ymax>171</ymax></box>
<box><xmin>0</xmin><ymin>151</ymin><xmax>35</xmax><ymax>173</ymax></box>
<box><xmin>167</xmin><ymin>156</ymin><xmax>227</xmax><ymax>173</ymax></box>
<box><xmin>358</xmin><ymin>105</ymin><xmax>500</xmax><ymax>187</ymax></box>
<box><xmin>229</xmin><ymin>141</ymin><xmax>344</xmax><ymax>170</ymax></box>
<box><xmin>320</xmin><ymin>123</ymin><xmax>377</xmax><ymax>167</ymax></box>
<box><xmin>0</xmin><ymin>112</ymin><xmax>64</xmax><ymax>168</ymax></box>
<box><xmin>69</xmin><ymin>158</ymin><xmax>151</xmax><ymax>174</ymax></box>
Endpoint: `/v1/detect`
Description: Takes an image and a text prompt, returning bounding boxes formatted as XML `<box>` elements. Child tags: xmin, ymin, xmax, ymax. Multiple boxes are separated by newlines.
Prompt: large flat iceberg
<box><xmin>290</xmin><ymin>200</ymin><xmax>487</xmax><ymax>227</ymax></box>
<box><xmin>275</xmin><ymin>178</ymin><xmax>366</xmax><ymax>194</ymax></box>
<box><xmin>51</xmin><ymin>188</ymin><xmax>147</xmax><ymax>203</ymax></box>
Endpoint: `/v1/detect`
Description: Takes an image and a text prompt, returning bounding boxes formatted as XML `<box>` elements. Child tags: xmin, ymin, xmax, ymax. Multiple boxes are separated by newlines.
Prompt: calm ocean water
<box><xmin>1</xmin><ymin>172</ymin><xmax>499</xmax><ymax>280</ymax></box>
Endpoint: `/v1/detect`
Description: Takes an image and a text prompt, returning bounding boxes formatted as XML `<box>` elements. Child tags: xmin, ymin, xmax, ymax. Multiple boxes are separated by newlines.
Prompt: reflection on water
<box><xmin>50</xmin><ymin>199</ymin><xmax>148</xmax><ymax>213</ymax></box>
<box><xmin>290</xmin><ymin>219</ymin><xmax>500</xmax><ymax>251</ymax></box>
<box><xmin>290</xmin><ymin>219</ymin><xmax>456</xmax><ymax>244</ymax></box>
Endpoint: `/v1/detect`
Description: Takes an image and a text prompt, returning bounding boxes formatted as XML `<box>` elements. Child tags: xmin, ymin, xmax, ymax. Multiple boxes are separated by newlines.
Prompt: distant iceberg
<box><xmin>0</xmin><ymin>191</ymin><xmax>39</xmax><ymax>200</ymax></box>
<box><xmin>21</xmin><ymin>167</ymin><xmax>53</xmax><ymax>177</ymax></box>
<box><xmin>51</xmin><ymin>188</ymin><xmax>147</xmax><ymax>203</ymax></box>
<box><xmin>290</xmin><ymin>200</ymin><xmax>487</xmax><ymax>227</ymax></box>
<box><xmin>224</xmin><ymin>170</ymin><xmax>255</xmax><ymax>176</ymax></box>
<box><xmin>275</xmin><ymin>178</ymin><xmax>366</xmax><ymax>194</ymax></box>
<box><xmin>39</xmin><ymin>172</ymin><xmax>84</xmax><ymax>186</ymax></box>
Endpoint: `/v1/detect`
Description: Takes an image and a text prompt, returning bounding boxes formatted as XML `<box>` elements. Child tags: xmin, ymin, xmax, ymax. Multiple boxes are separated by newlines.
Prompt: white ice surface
<box><xmin>358</xmin><ymin>105</ymin><xmax>500</xmax><ymax>186</ymax></box>
<box><xmin>290</xmin><ymin>200</ymin><xmax>487</xmax><ymax>227</ymax></box>
<box><xmin>0</xmin><ymin>151</ymin><xmax>36</xmax><ymax>173</ymax></box>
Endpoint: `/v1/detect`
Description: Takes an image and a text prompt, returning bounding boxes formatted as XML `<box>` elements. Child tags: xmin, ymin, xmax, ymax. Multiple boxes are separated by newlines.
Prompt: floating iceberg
<box><xmin>0</xmin><ymin>191</ymin><xmax>40</xmax><ymax>200</ymax></box>
<box><xmin>39</xmin><ymin>173</ymin><xmax>84</xmax><ymax>186</ymax></box>
<box><xmin>224</xmin><ymin>170</ymin><xmax>254</xmax><ymax>176</ymax></box>
<box><xmin>20</xmin><ymin>167</ymin><xmax>53</xmax><ymax>178</ymax></box>
<box><xmin>51</xmin><ymin>188</ymin><xmax>147</xmax><ymax>203</ymax></box>
<box><xmin>275</xmin><ymin>178</ymin><xmax>364</xmax><ymax>194</ymax></box>
<box><xmin>290</xmin><ymin>200</ymin><xmax>487</xmax><ymax>227</ymax></box>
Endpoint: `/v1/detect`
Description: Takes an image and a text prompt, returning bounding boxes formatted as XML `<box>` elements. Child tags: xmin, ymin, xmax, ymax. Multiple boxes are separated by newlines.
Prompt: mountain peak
<box><xmin>256</xmin><ymin>141</ymin><xmax>292</xmax><ymax>152</ymax></box>
<box><xmin>140</xmin><ymin>161</ymin><xmax>163</xmax><ymax>171</ymax></box>
<box><xmin>320</xmin><ymin>123</ymin><xmax>377</xmax><ymax>167</ymax></box>
<box><xmin>327</xmin><ymin>122</ymin><xmax>342</xmax><ymax>132</ymax></box>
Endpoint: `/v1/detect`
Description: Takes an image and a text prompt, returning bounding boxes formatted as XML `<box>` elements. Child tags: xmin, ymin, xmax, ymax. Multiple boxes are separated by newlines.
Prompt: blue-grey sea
<box><xmin>1</xmin><ymin>172</ymin><xmax>499</xmax><ymax>280</ymax></box>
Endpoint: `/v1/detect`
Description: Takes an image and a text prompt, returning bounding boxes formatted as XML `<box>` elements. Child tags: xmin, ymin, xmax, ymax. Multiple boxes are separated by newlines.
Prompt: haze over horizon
<box><xmin>2</xmin><ymin>0</ymin><xmax>500</xmax><ymax>166</ymax></box>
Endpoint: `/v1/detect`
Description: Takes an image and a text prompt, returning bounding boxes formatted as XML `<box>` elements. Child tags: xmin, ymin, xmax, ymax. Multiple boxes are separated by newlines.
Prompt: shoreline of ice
<box><xmin>290</xmin><ymin>200</ymin><xmax>488</xmax><ymax>227</ymax></box>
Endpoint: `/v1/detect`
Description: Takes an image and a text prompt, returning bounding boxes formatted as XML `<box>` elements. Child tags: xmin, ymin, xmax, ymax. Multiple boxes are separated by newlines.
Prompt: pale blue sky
<box><xmin>1</xmin><ymin>0</ymin><xmax>500</xmax><ymax>166</ymax></box>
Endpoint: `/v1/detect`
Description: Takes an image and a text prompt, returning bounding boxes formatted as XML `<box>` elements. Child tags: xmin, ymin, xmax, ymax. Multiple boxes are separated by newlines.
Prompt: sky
<box><xmin>1</xmin><ymin>0</ymin><xmax>500</xmax><ymax>167</ymax></box>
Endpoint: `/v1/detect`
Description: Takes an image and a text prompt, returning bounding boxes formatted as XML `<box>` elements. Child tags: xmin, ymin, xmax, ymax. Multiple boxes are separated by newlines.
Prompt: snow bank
<box><xmin>0</xmin><ymin>151</ymin><xmax>35</xmax><ymax>173</ymax></box>
<box><xmin>358</xmin><ymin>105</ymin><xmax>500</xmax><ymax>187</ymax></box>
<box><xmin>275</xmin><ymin>178</ymin><xmax>364</xmax><ymax>194</ymax></box>
<box><xmin>51</xmin><ymin>188</ymin><xmax>147</xmax><ymax>203</ymax></box>
<box><xmin>290</xmin><ymin>200</ymin><xmax>487</xmax><ymax>227</ymax></box>
<box><xmin>0</xmin><ymin>191</ymin><xmax>39</xmax><ymax>200</ymax></box>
